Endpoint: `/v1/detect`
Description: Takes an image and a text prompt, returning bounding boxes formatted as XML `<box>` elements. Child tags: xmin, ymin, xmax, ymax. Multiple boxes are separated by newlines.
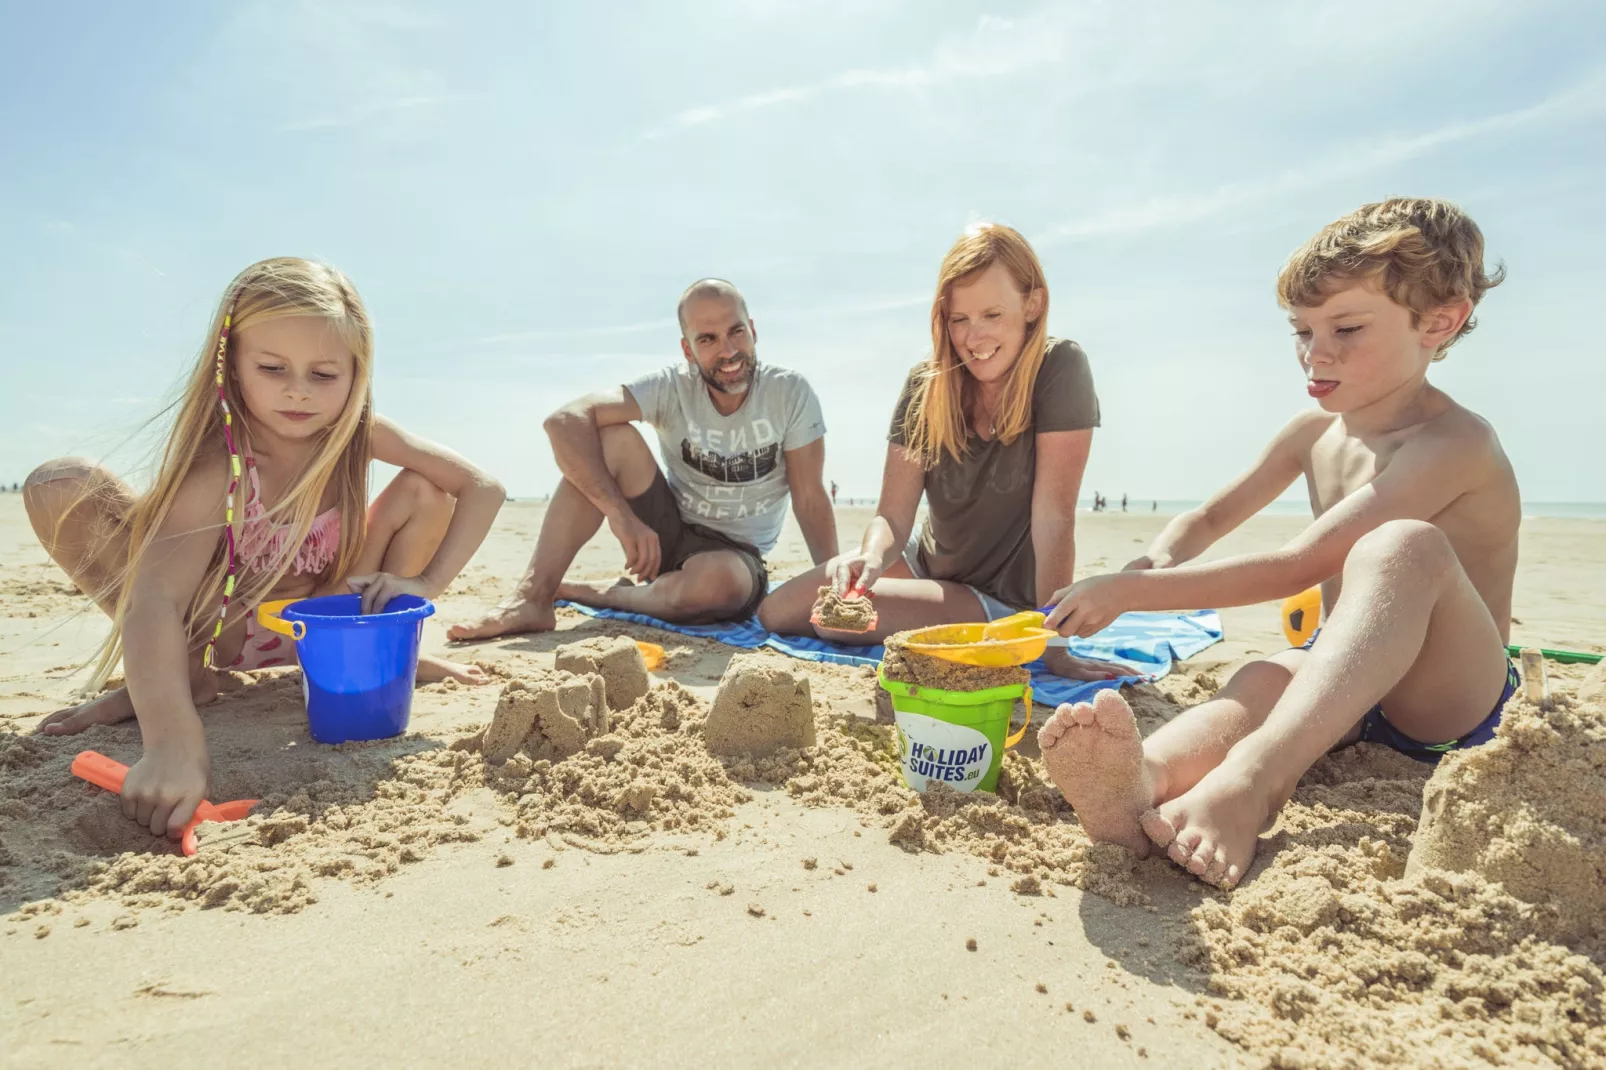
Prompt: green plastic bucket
<box><xmin>877</xmin><ymin>668</ymin><xmax>1032</xmax><ymax>794</ymax></box>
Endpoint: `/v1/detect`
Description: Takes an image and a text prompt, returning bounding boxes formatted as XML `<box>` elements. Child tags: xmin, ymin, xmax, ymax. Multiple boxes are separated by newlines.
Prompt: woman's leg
<box><xmin>757</xmin><ymin>560</ymin><xmax>986</xmax><ymax>643</ymax></box>
<box><xmin>25</xmin><ymin>459</ymin><xmax>218</xmax><ymax>733</ymax></box>
<box><xmin>346</xmin><ymin>469</ymin><xmax>485</xmax><ymax>685</ymax></box>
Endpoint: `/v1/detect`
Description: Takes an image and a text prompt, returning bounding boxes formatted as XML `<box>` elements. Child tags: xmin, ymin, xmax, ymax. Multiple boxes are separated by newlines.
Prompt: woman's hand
<box><xmin>824</xmin><ymin>550</ymin><xmax>888</xmax><ymax>596</ymax></box>
<box><xmin>123</xmin><ymin>733</ymin><xmax>211</xmax><ymax>839</ymax></box>
<box><xmin>347</xmin><ymin>572</ymin><xmax>436</xmax><ymax>614</ymax></box>
<box><xmin>1044</xmin><ymin>573</ymin><xmax>1131</xmax><ymax>638</ymax></box>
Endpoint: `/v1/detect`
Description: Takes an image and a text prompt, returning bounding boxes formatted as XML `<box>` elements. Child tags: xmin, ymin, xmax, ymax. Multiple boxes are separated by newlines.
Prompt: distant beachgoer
<box><xmin>759</xmin><ymin>223</ymin><xmax>1118</xmax><ymax>682</ymax></box>
<box><xmin>25</xmin><ymin>258</ymin><xmax>504</xmax><ymax>841</ymax></box>
<box><xmin>450</xmin><ymin>279</ymin><xmax>837</xmax><ymax>640</ymax></box>
<box><xmin>1152</xmin><ymin>500</ymin><xmax>1158</xmax><ymax>512</ymax></box>
<box><xmin>1038</xmin><ymin>198</ymin><xmax>1518</xmax><ymax>889</ymax></box>
<box><xmin>831</xmin><ymin>480</ymin><xmax>838</xmax><ymax>505</ymax></box>
<box><xmin>1121</xmin><ymin>493</ymin><xmax>1128</xmax><ymax>512</ymax></box>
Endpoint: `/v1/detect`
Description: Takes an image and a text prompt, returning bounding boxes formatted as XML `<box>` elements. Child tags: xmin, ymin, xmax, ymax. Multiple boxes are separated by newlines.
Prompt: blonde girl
<box><xmin>24</xmin><ymin>258</ymin><xmax>505</xmax><ymax>839</ymax></box>
<box><xmin>757</xmin><ymin>223</ymin><xmax>1115</xmax><ymax>680</ymax></box>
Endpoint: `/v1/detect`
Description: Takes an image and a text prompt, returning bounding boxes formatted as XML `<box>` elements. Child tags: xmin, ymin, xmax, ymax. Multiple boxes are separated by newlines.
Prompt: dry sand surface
<box><xmin>2</xmin><ymin>497</ymin><xmax>1603</xmax><ymax>1069</ymax></box>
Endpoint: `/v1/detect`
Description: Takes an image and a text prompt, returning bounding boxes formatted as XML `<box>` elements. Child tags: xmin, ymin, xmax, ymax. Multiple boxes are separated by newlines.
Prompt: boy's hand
<box><xmin>123</xmin><ymin>736</ymin><xmax>211</xmax><ymax>839</ymax></box>
<box><xmin>607</xmin><ymin>512</ymin><xmax>662</xmax><ymax>583</ymax></box>
<box><xmin>1045</xmin><ymin>573</ymin><xmax>1131</xmax><ymax>638</ymax></box>
<box><xmin>348</xmin><ymin>572</ymin><xmax>436</xmax><ymax>614</ymax></box>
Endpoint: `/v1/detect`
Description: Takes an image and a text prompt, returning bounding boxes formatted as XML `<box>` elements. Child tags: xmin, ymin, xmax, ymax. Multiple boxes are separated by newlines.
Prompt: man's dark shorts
<box><xmin>626</xmin><ymin>472</ymin><xmax>768</xmax><ymax>623</ymax></box>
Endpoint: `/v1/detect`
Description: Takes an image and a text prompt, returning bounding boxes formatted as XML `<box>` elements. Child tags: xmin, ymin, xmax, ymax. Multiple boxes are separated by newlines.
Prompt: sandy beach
<box><xmin>2</xmin><ymin>497</ymin><xmax>1602</xmax><ymax>1068</ymax></box>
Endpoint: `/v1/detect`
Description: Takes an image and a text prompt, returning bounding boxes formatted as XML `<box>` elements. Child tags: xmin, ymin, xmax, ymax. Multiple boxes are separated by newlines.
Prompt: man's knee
<box><xmin>665</xmin><ymin>556</ymin><xmax>751</xmax><ymax>618</ymax></box>
<box><xmin>1346</xmin><ymin>519</ymin><xmax>1454</xmax><ymax>576</ymax></box>
<box><xmin>597</xmin><ymin>424</ymin><xmax>659</xmax><ymax>494</ymax></box>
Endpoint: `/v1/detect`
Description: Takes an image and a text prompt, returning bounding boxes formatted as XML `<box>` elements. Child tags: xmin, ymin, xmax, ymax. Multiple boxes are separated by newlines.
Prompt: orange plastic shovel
<box><xmin>71</xmin><ymin>750</ymin><xmax>259</xmax><ymax>857</ymax></box>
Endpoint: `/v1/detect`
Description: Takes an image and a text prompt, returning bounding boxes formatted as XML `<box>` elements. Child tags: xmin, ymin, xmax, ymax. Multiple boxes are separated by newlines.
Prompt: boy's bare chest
<box><xmin>1306</xmin><ymin>431</ymin><xmax>1407</xmax><ymax>509</ymax></box>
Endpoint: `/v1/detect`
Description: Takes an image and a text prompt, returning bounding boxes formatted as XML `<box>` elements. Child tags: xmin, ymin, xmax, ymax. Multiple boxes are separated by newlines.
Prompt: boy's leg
<box><xmin>1037</xmin><ymin>650</ymin><xmax>1303</xmax><ymax>856</ymax></box>
<box><xmin>1143</xmin><ymin>520</ymin><xmax>1510</xmax><ymax>888</ymax></box>
<box><xmin>448</xmin><ymin>425</ymin><xmax>661</xmax><ymax>640</ymax></box>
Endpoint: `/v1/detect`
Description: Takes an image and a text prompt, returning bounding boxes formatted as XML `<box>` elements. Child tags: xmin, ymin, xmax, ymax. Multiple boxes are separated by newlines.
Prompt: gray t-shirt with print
<box><xmin>624</xmin><ymin>362</ymin><xmax>826</xmax><ymax>554</ymax></box>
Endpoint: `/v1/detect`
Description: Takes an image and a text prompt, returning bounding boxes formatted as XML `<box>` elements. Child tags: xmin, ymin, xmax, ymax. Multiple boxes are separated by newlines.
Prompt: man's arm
<box><xmin>543</xmin><ymin>386</ymin><xmax>645</xmax><ymax>518</ymax></box>
<box><xmin>1030</xmin><ymin>429</ymin><xmax>1092</xmax><ymax>605</ymax></box>
<box><xmin>544</xmin><ymin>385</ymin><xmax>664</xmax><ymax>580</ymax></box>
<box><xmin>1049</xmin><ymin>419</ymin><xmax>1495</xmax><ymax>632</ymax></box>
<box><xmin>1131</xmin><ymin>411</ymin><xmax>1320</xmax><ymax>570</ymax></box>
<box><xmin>783</xmin><ymin>437</ymin><xmax>838</xmax><ymax>565</ymax></box>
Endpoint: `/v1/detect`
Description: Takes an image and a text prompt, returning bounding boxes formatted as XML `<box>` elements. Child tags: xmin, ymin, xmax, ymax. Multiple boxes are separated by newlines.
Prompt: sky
<box><xmin>2</xmin><ymin>0</ymin><xmax>1603</xmax><ymax>503</ymax></box>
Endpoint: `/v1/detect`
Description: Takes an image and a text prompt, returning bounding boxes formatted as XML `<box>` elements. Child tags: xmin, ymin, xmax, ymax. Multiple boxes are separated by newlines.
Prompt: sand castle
<box><xmin>703</xmin><ymin>653</ymin><xmax>815</xmax><ymax>758</ymax></box>
<box><xmin>480</xmin><ymin>671</ymin><xmax>610</xmax><ymax>764</ymax></box>
<box><xmin>553</xmin><ymin>635</ymin><xmax>651</xmax><ymax>710</ymax></box>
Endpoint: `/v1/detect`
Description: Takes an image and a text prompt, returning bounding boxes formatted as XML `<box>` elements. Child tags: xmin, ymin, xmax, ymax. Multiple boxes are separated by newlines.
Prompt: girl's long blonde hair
<box><xmin>900</xmin><ymin>223</ymin><xmax>1051</xmax><ymax>467</ymax></box>
<box><xmin>87</xmin><ymin>257</ymin><xmax>374</xmax><ymax>687</ymax></box>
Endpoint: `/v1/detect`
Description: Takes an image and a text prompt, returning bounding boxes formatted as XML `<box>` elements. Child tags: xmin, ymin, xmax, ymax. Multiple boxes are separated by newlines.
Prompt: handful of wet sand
<box><xmin>813</xmin><ymin>587</ymin><xmax>876</xmax><ymax>632</ymax></box>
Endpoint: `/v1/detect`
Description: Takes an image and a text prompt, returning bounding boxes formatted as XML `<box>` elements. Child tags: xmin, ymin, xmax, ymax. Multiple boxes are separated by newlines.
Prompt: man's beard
<box><xmin>699</xmin><ymin>350</ymin><xmax>757</xmax><ymax>395</ymax></box>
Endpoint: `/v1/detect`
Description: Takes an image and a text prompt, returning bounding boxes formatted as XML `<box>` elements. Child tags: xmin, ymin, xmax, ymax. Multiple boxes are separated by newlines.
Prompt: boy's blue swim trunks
<box><xmin>1296</xmin><ymin>628</ymin><xmax>1519</xmax><ymax>764</ymax></box>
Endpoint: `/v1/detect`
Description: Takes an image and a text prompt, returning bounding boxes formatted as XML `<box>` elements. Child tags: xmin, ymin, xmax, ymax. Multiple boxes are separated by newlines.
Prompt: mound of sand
<box><xmin>703</xmin><ymin>654</ymin><xmax>815</xmax><ymax>758</ymax></box>
<box><xmin>1407</xmin><ymin>692</ymin><xmax>1606</xmax><ymax>951</ymax></box>
<box><xmin>554</xmin><ymin>635</ymin><xmax>650</xmax><ymax>710</ymax></box>
<box><xmin>881</xmin><ymin>632</ymin><xmax>1029</xmax><ymax>692</ymax></box>
<box><xmin>1180</xmin><ymin>692</ymin><xmax>1606</xmax><ymax>1068</ymax></box>
<box><xmin>814</xmin><ymin>587</ymin><xmax>875</xmax><ymax>631</ymax></box>
<box><xmin>479</xmin><ymin>671</ymin><xmax>609</xmax><ymax>764</ymax></box>
<box><xmin>471</xmin><ymin>681</ymin><xmax>751</xmax><ymax>848</ymax></box>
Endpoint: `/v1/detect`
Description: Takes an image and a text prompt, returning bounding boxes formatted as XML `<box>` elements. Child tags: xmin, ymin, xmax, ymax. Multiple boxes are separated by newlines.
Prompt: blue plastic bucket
<box><xmin>257</xmin><ymin>594</ymin><xmax>434</xmax><ymax>744</ymax></box>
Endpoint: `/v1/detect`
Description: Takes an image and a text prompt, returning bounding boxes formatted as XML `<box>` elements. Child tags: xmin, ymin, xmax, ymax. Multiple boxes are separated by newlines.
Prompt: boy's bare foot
<box><xmin>446</xmin><ymin>599</ymin><xmax>557</xmax><ymax>641</ymax></box>
<box><xmin>1037</xmin><ymin>688</ymin><xmax>1156</xmax><ymax>857</ymax></box>
<box><xmin>1139</xmin><ymin>762</ymin><xmax>1270</xmax><ymax>889</ymax></box>
<box><xmin>37</xmin><ymin>671</ymin><xmax>219</xmax><ymax>736</ymax></box>
<box><xmin>416</xmin><ymin>654</ymin><xmax>490</xmax><ymax>686</ymax></box>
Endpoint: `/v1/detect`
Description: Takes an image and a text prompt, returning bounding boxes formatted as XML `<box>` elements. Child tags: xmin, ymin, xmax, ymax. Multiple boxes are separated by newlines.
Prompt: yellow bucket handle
<box><xmin>257</xmin><ymin>599</ymin><xmax>306</xmax><ymax>641</ymax></box>
<box><xmin>1004</xmin><ymin>684</ymin><xmax>1033</xmax><ymax>749</ymax></box>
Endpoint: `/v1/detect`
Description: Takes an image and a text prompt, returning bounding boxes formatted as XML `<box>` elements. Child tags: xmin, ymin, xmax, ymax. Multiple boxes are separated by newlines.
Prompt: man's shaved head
<box><xmin>677</xmin><ymin>278</ymin><xmax>750</xmax><ymax>336</ymax></box>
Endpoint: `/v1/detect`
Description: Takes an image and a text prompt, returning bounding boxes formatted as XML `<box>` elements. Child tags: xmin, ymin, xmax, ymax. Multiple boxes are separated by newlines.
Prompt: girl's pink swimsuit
<box><xmin>228</xmin><ymin>455</ymin><xmax>341</xmax><ymax>671</ymax></box>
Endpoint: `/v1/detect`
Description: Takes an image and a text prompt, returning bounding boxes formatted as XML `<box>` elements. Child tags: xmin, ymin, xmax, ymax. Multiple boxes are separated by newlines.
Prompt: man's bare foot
<box><xmin>446</xmin><ymin>598</ymin><xmax>557</xmax><ymax>641</ymax></box>
<box><xmin>37</xmin><ymin>671</ymin><xmax>219</xmax><ymax>736</ymax></box>
<box><xmin>1037</xmin><ymin>688</ymin><xmax>1157</xmax><ymax>857</ymax></box>
<box><xmin>416</xmin><ymin>654</ymin><xmax>490</xmax><ymax>686</ymax></box>
<box><xmin>1139</xmin><ymin>762</ymin><xmax>1271</xmax><ymax>889</ymax></box>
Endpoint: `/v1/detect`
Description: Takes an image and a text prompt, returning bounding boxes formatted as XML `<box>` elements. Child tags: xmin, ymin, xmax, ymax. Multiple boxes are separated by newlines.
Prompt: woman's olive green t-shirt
<box><xmin>888</xmin><ymin>338</ymin><xmax>1100</xmax><ymax>611</ymax></box>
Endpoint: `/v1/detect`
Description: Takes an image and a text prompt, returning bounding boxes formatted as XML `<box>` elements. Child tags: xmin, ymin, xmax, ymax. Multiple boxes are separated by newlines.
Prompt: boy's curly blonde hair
<box><xmin>1277</xmin><ymin>197</ymin><xmax>1505</xmax><ymax>359</ymax></box>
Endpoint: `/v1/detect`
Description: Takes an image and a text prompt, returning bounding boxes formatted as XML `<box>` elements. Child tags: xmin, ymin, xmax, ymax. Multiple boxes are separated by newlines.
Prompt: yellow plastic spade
<box><xmin>901</xmin><ymin>611</ymin><xmax>1067</xmax><ymax>667</ymax></box>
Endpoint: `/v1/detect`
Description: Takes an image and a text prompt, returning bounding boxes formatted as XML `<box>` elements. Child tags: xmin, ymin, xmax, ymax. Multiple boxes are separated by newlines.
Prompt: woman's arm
<box><xmin>829</xmin><ymin>444</ymin><xmax>925</xmax><ymax>594</ymax></box>
<box><xmin>365</xmin><ymin>415</ymin><xmax>506</xmax><ymax>606</ymax></box>
<box><xmin>1030</xmin><ymin>429</ymin><xmax>1092</xmax><ymax>606</ymax></box>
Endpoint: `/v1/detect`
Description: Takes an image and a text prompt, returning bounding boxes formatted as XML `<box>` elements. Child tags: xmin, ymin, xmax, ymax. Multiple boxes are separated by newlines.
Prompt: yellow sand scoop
<box><xmin>901</xmin><ymin>611</ymin><xmax>1069</xmax><ymax>667</ymax></box>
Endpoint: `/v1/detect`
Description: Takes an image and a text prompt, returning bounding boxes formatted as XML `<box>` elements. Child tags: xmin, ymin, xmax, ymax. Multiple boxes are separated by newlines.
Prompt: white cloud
<box><xmin>643</xmin><ymin>10</ymin><xmax>1076</xmax><ymax>138</ymax></box>
<box><xmin>1039</xmin><ymin>66</ymin><xmax>1606</xmax><ymax>244</ymax></box>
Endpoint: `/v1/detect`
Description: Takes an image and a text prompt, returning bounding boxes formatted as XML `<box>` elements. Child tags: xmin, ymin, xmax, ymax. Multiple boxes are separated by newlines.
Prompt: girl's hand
<box><xmin>825</xmin><ymin>551</ymin><xmax>885</xmax><ymax>596</ymax></box>
<box><xmin>348</xmin><ymin>572</ymin><xmax>436</xmax><ymax>614</ymax></box>
<box><xmin>1044</xmin><ymin>573</ymin><xmax>1130</xmax><ymax>638</ymax></box>
<box><xmin>123</xmin><ymin>735</ymin><xmax>211</xmax><ymax>839</ymax></box>
<box><xmin>1121</xmin><ymin>555</ymin><xmax>1157</xmax><ymax>572</ymax></box>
